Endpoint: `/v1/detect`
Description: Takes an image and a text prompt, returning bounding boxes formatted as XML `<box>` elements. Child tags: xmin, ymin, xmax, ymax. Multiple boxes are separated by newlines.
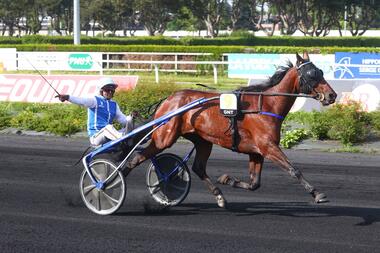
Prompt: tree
<box><xmin>90</xmin><ymin>0</ymin><xmax>122</xmax><ymax>35</ymax></box>
<box><xmin>45</xmin><ymin>0</ymin><xmax>65</xmax><ymax>35</ymax></box>
<box><xmin>0</xmin><ymin>0</ymin><xmax>25</xmax><ymax>36</ymax></box>
<box><xmin>345</xmin><ymin>0</ymin><xmax>379</xmax><ymax>36</ymax></box>
<box><xmin>256</xmin><ymin>0</ymin><xmax>281</xmax><ymax>36</ymax></box>
<box><xmin>113</xmin><ymin>0</ymin><xmax>135</xmax><ymax>36</ymax></box>
<box><xmin>270</xmin><ymin>0</ymin><xmax>301</xmax><ymax>35</ymax></box>
<box><xmin>245</xmin><ymin>0</ymin><xmax>260</xmax><ymax>32</ymax></box>
<box><xmin>186</xmin><ymin>0</ymin><xmax>228</xmax><ymax>37</ymax></box>
<box><xmin>297</xmin><ymin>0</ymin><xmax>342</xmax><ymax>37</ymax></box>
<box><xmin>167</xmin><ymin>6</ymin><xmax>202</xmax><ymax>32</ymax></box>
<box><xmin>133</xmin><ymin>0</ymin><xmax>181</xmax><ymax>36</ymax></box>
<box><xmin>230</xmin><ymin>0</ymin><xmax>244</xmax><ymax>31</ymax></box>
<box><xmin>23</xmin><ymin>0</ymin><xmax>53</xmax><ymax>35</ymax></box>
<box><xmin>56</xmin><ymin>0</ymin><xmax>74</xmax><ymax>35</ymax></box>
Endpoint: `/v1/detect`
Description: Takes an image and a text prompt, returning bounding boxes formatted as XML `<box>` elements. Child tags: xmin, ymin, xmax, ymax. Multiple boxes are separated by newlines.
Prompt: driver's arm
<box><xmin>58</xmin><ymin>95</ymin><xmax>97</xmax><ymax>108</ymax></box>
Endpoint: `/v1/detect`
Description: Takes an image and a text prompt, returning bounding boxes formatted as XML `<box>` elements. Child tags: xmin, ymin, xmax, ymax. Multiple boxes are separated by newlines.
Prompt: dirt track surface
<box><xmin>0</xmin><ymin>134</ymin><xmax>379</xmax><ymax>253</ymax></box>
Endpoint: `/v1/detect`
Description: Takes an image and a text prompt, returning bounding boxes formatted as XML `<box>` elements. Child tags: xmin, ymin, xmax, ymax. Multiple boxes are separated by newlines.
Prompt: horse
<box><xmin>126</xmin><ymin>52</ymin><xmax>337</xmax><ymax>208</ymax></box>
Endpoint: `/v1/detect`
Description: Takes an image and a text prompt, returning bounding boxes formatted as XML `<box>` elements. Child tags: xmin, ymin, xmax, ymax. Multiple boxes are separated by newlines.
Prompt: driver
<box><xmin>57</xmin><ymin>77</ymin><xmax>135</xmax><ymax>146</ymax></box>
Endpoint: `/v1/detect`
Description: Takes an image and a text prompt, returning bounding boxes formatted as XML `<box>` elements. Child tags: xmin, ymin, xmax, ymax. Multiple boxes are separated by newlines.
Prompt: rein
<box><xmin>235</xmin><ymin>91</ymin><xmax>317</xmax><ymax>98</ymax></box>
<box><xmin>231</xmin><ymin>91</ymin><xmax>318</xmax><ymax>120</ymax></box>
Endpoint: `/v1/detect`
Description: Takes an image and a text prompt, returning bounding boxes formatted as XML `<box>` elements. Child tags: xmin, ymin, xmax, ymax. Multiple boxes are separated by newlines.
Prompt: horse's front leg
<box><xmin>262</xmin><ymin>142</ymin><xmax>328</xmax><ymax>203</ymax></box>
<box><xmin>218</xmin><ymin>153</ymin><xmax>263</xmax><ymax>191</ymax></box>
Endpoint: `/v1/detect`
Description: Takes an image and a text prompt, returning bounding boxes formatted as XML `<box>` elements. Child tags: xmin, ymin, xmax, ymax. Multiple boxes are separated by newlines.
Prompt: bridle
<box><xmin>296</xmin><ymin>61</ymin><xmax>325</xmax><ymax>102</ymax></box>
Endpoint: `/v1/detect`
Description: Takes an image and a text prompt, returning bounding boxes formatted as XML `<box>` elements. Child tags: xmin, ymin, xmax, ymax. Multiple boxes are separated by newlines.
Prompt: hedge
<box><xmin>1</xmin><ymin>44</ymin><xmax>380</xmax><ymax>56</ymax></box>
<box><xmin>2</xmin><ymin>35</ymin><xmax>380</xmax><ymax>48</ymax></box>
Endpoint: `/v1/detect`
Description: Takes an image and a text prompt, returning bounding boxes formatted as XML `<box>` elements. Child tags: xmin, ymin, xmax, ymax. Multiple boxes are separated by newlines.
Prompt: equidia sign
<box><xmin>0</xmin><ymin>75</ymin><xmax>138</xmax><ymax>103</ymax></box>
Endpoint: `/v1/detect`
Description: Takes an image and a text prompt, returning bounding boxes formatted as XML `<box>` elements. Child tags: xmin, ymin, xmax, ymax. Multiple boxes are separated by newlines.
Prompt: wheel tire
<box><xmin>80</xmin><ymin>159</ymin><xmax>126</xmax><ymax>215</ymax></box>
<box><xmin>146</xmin><ymin>153</ymin><xmax>191</xmax><ymax>206</ymax></box>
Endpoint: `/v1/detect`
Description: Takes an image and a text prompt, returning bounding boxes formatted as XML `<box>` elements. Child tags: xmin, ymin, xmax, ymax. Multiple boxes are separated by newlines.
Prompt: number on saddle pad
<box><xmin>220</xmin><ymin>93</ymin><xmax>238</xmax><ymax>117</ymax></box>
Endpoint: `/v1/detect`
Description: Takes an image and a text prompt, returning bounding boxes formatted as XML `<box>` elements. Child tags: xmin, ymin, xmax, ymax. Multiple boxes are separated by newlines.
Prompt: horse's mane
<box><xmin>237</xmin><ymin>61</ymin><xmax>294</xmax><ymax>92</ymax></box>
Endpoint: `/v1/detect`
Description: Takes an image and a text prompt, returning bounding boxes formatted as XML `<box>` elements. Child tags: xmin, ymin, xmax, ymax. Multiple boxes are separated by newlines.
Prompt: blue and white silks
<box><xmin>87</xmin><ymin>96</ymin><xmax>117</xmax><ymax>137</ymax></box>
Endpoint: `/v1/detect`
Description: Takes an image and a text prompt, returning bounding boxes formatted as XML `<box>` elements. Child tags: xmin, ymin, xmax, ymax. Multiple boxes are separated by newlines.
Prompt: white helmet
<box><xmin>97</xmin><ymin>77</ymin><xmax>118</xmax><ymax>91</ymax></box>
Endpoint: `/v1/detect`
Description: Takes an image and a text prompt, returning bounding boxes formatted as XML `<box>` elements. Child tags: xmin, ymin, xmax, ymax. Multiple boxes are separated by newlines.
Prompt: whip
<box><xmin>22</xmin><ymin>54</ymin><xmax>61</xmax><ymax>96</ymax></box>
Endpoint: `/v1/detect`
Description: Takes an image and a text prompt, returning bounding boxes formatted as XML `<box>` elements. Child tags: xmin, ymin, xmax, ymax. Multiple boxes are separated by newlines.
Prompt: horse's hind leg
<box><xmin>218</xmin><ymin>153</ymin><xmax>263</xmax><ymax>191</ymax></box>
<box><xmin>263</xmin><ymin>143</ymin><xmax>327</xmax><ymax>203</ymax></box>
<box><xmin>124</xmin><ymin>125</ymin><xmax>180</xmax><ymax>175</ymax></box>
<box><xmin>122</xmin><ymin>140</ymin><xmax>163</xmax><ymax>176</ymax></box>
<box><xmin>187</xmin><ymin>135</ymin><xmax>227</xmax><ymax>208</ymax></box>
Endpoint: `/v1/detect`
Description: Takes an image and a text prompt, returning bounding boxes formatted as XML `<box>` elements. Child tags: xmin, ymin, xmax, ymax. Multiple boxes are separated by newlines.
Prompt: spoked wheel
<box><xmin>146</xmin><ymin>153</ymin><xmax>191</xmax><ymax>206</ymax></box>
<box><xmin>80</xmin><ymin>159</ymin><xmax>126</xmax><ymax>215</ymax></box>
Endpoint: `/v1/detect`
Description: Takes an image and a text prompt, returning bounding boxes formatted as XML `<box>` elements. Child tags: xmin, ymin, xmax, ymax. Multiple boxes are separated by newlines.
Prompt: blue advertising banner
<box><xmin>227</xmin><ymin>54</ymin><xmax>280</xmax><ymax>78</ymax></box>
<box><xmin>335</xmin><ymin>52</ymin><xmax>380</xmax><ymax>79</ymax></box>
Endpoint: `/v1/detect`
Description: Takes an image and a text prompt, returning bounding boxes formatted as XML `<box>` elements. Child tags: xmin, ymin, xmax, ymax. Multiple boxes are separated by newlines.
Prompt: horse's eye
<box><xmin>307</xmin><ymin>69</ymin><xmax>323</xmax><ymax>80</ymax></box>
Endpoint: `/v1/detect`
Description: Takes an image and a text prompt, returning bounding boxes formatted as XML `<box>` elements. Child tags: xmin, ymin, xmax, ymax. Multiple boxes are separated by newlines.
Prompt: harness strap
<box><xmin>225</xmin><ymin>92</ymin><xmax>285</xmax><ymax>153</ymax></box>
<box><xmin>230</xmin><ymin>92</ymin><xmax>241</xmax><ymax>153</ymax></box>
<box><xmin>230</xmin><ymin>116</ymin><xmax>239</xmax><ymax>152</ymax></box>
<box><xmin>259</xmin><ymin>111</ymin><xmax>285</xmax><ymax>120</ymax></box>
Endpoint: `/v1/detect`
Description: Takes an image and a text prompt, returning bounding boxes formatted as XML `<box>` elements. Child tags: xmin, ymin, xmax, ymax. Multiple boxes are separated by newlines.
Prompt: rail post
<box><xmin>46</xmin><ymin>60</ymin><xmax>51</xmax><ymax>75</ymax></box>
<box><xmin>154</xmin><ymin>64</ymin><xmax>159</xmax><ymax>83</ymax></box>
<box><xmin>213</xmin><ymin>64</ymin><xmax>218</xmax><ymax>84</ymax></box>
<box><xmin>175</xmin><ymin>54</ymin><xmax>178</xmax><ymax>74</ymax></box>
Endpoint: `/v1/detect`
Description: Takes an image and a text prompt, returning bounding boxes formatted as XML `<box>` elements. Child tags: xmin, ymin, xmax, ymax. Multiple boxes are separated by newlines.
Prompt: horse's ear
<box><xmin>296</xmin><ymin>53</ymin><xmax>303</xmax><ymax>65</ymax></box>
<box><xmin>303</xmin><ymin>51</ymin><xmax>310</xmax><ymax>61</ymax></box>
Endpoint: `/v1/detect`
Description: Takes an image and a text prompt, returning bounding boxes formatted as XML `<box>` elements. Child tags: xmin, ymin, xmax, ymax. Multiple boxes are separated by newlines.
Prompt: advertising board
<box><xmin>0</xmin><ymin>48</ymin><xmax>17</xmax><ymax>71</ymax></box>
<box><xmin>228</xmin><ymin>54</ymin><xmax>280</xmax><ymax>78</ymax></box>
<box><xmin>228</xmin><ymin>53</ymin><xmax>335</xmax><ymax>79</ymax></box>
<box><xmin>17</xmin><ymin>52</ymin><xmax>103</xmax><ymax>71</ymax></box>
<box><xmin>0</xmin><ymin>75</ymin><xmax>138</xmax><ymax>103</ymax></box>
<box><xmin>335</xmin><ymin>52</ymin><xmax>380</xmax><ymax>79</ymax></box>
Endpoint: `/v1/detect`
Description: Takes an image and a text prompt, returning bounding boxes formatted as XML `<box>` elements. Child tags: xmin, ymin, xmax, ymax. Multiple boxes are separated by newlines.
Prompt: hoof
<box><xmin>216</xmin><ymin>194</ymin><xmax>227</xmax><ymax>208</ymax></box>
<box><xmin>314</xmin><ymin>192</ymin><xmax>328</xmax><ymax>203</ymax></box>
<box><xmin>217</xmin><ymin>174</ymin><xmax>230</xmax><ymax>185</ymax></box>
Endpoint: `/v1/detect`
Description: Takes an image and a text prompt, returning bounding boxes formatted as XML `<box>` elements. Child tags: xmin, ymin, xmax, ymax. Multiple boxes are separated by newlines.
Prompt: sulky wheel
<box><xmin>146</xmin><ymin>153</ymin><xmax>191</xmax><ymax>206</ymax></box>
<box><xmin>80</xmin><ymin>159</ymin><xmax>126</xmax><ymax>215</ymax></box>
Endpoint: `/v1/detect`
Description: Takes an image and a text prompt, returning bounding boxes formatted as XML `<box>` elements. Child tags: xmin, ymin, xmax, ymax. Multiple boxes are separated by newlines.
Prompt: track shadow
<box><xmin>183</xmin><ymin>201</ymin><xmax>380</xmax><ymax>226</ymax></box>
<box><xmin>118</xmin><ymin>201</ymin><xmax>380</xmax><ymax>226</ymax></box>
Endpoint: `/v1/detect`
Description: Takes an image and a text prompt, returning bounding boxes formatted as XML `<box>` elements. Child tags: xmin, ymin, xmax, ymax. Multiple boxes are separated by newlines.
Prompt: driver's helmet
<box><xmin>97</xmin><ymin>77</ymin><xmax>118</xmax><ymax>91</ymax></box>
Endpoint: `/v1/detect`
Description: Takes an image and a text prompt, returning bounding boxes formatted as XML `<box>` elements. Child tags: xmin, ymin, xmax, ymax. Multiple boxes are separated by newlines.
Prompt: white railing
<box><xmin>16</xmin><ymin>52</ymin><xmax>228</xmax><ymax>84</ymax></box>
<box><xmin>103</xmin><ymin>52</ymin><xmax>215</xmax><ymax>71</ymax></box>
<box><xmin>101</xmin><ymin>59</ymin><xmax>227</xmax><ymax>84</ymax></box>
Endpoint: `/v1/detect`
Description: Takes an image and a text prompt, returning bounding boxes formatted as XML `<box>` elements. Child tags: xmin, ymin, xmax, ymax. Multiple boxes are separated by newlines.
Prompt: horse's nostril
<box><xmin>329</xmin><ymin>93</ymin><xmax>337</xmax><ymax>100</ymax></box>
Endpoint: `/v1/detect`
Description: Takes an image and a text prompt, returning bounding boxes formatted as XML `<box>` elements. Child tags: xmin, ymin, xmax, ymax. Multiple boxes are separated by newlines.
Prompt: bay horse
<box><xmin>127</xmin><ymin>52</ymin><xmax>337</xmax><ymax>208</ymax></box>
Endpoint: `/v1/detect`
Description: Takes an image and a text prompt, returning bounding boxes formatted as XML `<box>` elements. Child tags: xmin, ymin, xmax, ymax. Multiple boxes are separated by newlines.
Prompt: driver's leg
<box><xmin>90</xmin><ymin>125</ymin><xmax>122</xmax><ymax>146</ymax></box>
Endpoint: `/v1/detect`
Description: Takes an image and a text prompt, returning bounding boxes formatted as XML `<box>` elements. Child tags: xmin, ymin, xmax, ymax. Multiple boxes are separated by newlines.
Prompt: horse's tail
<box><xmin>196</xmin><ymin>83</ymin><xmax>217</xmax><ymax>90</ymax></box>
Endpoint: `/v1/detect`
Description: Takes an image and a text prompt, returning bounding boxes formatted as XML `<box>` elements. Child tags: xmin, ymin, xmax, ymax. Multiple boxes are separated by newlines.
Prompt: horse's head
<box><xmin>296</xmin><ymin>52</ymin><xmax>337</xmax><ymax>106</ymax></box>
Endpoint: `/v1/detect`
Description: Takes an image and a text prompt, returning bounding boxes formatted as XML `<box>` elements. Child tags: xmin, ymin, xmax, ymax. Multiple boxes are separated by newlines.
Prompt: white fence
<box><xmin>3</xmin><ymin>51</ymin><xmax>380</xmax><ymax>84</ymax></box>
<box><xmin>13</xmin><ymin>52</ymin><xmax>227</xmax><ymax>84</ymax></box>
